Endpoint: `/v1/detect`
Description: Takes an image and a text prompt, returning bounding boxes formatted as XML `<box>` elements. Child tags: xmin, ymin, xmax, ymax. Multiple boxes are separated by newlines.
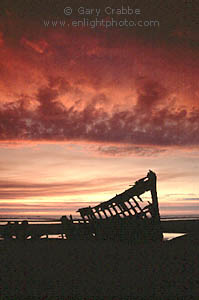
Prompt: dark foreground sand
<box><xmin>1</xmin><ymin>235</ymin><xmax>199</xmax><ymax>300</ymax></box>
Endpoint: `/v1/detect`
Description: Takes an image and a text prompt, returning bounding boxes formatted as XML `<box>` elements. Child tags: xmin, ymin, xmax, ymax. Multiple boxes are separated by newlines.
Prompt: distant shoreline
<box><xmin>1</xmin><ymin>214</ymin><xmax>199</xmax><ymax>221</ymax></box>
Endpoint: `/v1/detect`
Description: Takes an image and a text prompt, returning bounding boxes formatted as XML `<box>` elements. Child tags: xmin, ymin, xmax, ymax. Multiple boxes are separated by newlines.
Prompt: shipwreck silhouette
<box><xmin>71</xmin><ymin>169</ymin><xmax>163</xmax><ymax>241</ymax></box>
<box><xmin>1</xmin><ymin>170</ymin><xmax>164</xmax><ymax>241</ymax></box>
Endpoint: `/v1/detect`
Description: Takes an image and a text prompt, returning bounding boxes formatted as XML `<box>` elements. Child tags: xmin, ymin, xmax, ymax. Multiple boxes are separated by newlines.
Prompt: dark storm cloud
<box><xmin>135</xmin><ymin>79</ymin><xmax>169</xmax><ymax>111</ymax></box>
<box><xmin>0</xmin><ymin>78</ymin><xmax>199</xmax><ymax>148</ymax></box>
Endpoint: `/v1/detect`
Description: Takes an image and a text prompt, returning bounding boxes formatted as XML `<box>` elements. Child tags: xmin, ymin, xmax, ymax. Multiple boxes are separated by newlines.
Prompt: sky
<box><xmin>0</xmin><ymin>0</ymin><xmax>199</xmax><ymax>218</ymax></box>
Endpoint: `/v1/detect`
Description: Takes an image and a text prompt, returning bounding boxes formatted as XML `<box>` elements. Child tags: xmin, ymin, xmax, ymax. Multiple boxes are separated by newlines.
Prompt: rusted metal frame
<box><xmin>126</xmin><ymin>198</ymin><xmax>138</xmax><ymax>215</ymax></box>
<box><xmin>82</xmin><ymin>206</ymin><xmax>96</xmax><ymax>221</ymax></box>
<box><xmin>122</xmin><ymin>201</ymin><xmax>134</xmax><ymax>215</ymax></box>
<box><xmin>125</xmin><ymin>191</ymin><xmax>145</xmax><ymax>216</ymax></box>
<box><xmin>132</xmin><ymin>197</ymin><xmax>147</xmax><ymax>218</ymax></box>
<box><xmin>117</xmin><ymin>202</ymin><xmax>132</xmax><ymax>216</ymax></box>
<box><xmin>116</xmin><ymin>193</ymin><xmax>133</xmax><ymax>216</ymax></box>
<box><xmin>90</xmin><ymin>177</ymin><xmax>150</xmax><ymax>215</ymax></box>
<box><xmin>94</xmin><ymin>208</ymin><xmax>104</xmax><ymax>219</ymax></box>
<box><xmin>92</xmin><ymin>200</ymin><xmax>113</xmax><ymax>219</ymax></box>
<box><xmin>109</xmin><ymin>203</ymin><xmax>122</xmax><ymax>216</ymax></box>
<box><xmin>78</xmin><ymin>208</ymin><xmax>91</xmax><ymax>222</ymax></box>
<box><xmin>106</xmin><ymin>206</ymin><xmax>114</xmax><ymax>216</ymax></box>
<box><xmin>96</xmin><ymin>205</ymin><xmax>110</xmax><ymax>219</ymax></box>
<box><xmin>115</xmin><ymin>196</ymin><xmax>127</xmax><ymax>216</ymax></box>
<box><xmin>93</xmin><ymin>202</ymin><xmax>113</xmax><ymax>219</ymax></box>
<box><xmin>137</xmin><ymin>195</ymin><xmax>143</xmax><ymax>202</ymax></box>
<box><xmin>77</xmin><ymin>170</ymin><xmax>159</xmax><ymax>222</ymax></box>
<box><xmin>101</xmin><ymin>209</ymin><xmax>108</xmax><ymax>218</ymax></box>
<box><xmin>117</xmin><ymin>204</ymin><xmax>127</xmax><ymax>216</ymax></box>
<box><xmin>149</xmin><ymin>173</ymin><xmax>161</xmax><ymax>221</ymax></box>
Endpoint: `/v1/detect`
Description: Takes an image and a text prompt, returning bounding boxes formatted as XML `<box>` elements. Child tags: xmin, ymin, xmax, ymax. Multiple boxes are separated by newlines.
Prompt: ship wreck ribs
<box><xmin>77</xmin><ymin>170</ymin><xmax>161</xmax><ymax>222</ymax></box>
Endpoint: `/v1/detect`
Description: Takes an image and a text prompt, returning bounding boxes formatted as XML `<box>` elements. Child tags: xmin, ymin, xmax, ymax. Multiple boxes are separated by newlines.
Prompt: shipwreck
<box><xmin>69</xmin><ymin>169</ymin><xmax>163</xmax><ymax>241</ymax></box>
<box><xmin>0</xmin><ymin>170</ymin><xmax>163</xmax><ymax>241</ymax></box>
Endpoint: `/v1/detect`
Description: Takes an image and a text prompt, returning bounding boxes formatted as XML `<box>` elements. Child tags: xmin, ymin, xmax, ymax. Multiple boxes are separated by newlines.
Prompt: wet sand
<box><xmin>1</xmin><ymin>235</ymin><xmax>199</xmax><ymax>299</ymax></box>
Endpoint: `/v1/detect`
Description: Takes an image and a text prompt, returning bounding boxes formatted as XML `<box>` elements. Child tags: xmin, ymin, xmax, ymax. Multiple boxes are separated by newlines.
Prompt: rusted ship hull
<box><xmin>64</xmin><ymin>170</ymin><xmax>163</xmax><ymax>241</ymax></box>
<box><xmin>82</xmin><ymin>217</ymin><xmax>163</xmax><ymax>241</ymax></box>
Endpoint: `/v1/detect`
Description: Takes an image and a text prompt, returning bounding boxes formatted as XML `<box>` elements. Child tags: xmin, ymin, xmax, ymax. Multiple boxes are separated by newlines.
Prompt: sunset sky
<box><xmin>0</xmin><ymin>0</ymin><xmax>199</xmax><ymax>218</ymax></box>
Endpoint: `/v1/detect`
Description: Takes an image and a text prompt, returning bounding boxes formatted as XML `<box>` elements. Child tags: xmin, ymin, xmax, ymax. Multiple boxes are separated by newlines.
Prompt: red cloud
<box><xmin>0</xmin><ymin>2</ymin><xmax>198</xmax><ymax>153</ymax></box>
<box><xmin>0</xmin><ymin>82</ymin><xmax>199</xmax><ymax>149</ymax></box>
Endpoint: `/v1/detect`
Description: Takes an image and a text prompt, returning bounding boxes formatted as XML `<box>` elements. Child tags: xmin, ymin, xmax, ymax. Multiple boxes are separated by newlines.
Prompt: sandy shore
<box><xmin>1</xmin><ymin>235</ymin><xmax>199</xmax><ymax>299</ymax></box>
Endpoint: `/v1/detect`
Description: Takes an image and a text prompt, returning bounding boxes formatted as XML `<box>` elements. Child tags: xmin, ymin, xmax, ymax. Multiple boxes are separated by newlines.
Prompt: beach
<box><xmin>1</xmin><ymin>236</ymin><xmax>199</xmax><ymax>299</ymax></box>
